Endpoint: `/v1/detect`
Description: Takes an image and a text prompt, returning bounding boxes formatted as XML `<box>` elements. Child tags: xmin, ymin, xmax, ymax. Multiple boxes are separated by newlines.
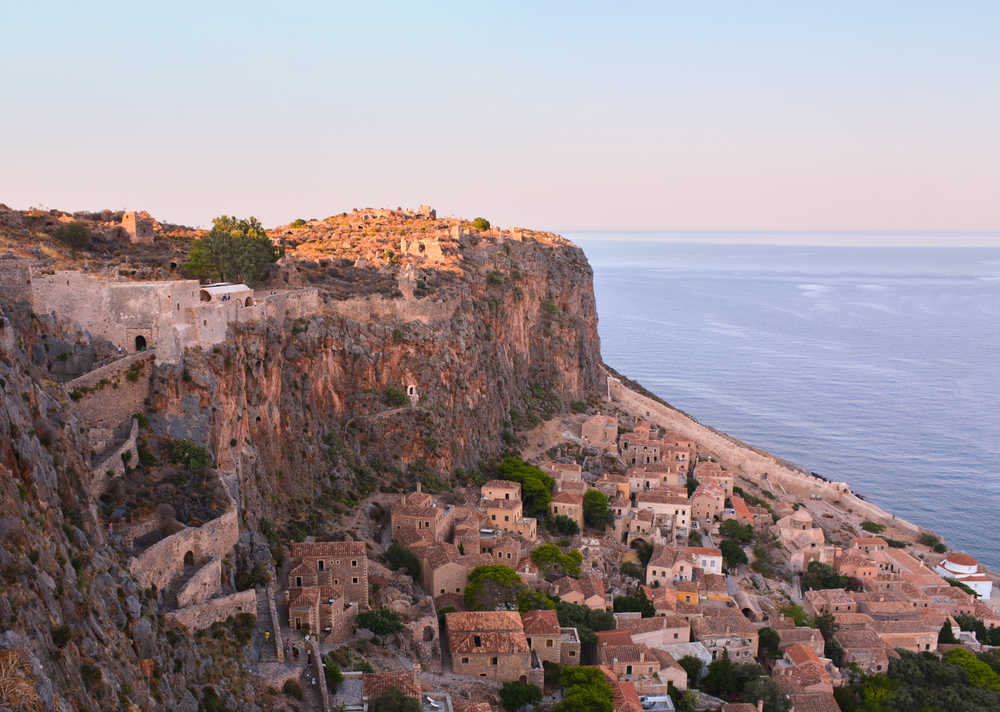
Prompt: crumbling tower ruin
<box><xmin>122</xmin><ymin>211</ymin><xmax>154</xmax><ymax>245</ymax></box>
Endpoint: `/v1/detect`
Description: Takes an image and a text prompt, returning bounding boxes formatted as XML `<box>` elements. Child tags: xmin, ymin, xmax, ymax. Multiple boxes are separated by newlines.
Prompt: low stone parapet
<box><xmin>166</xmin><ymin>589</ymin><xmax>256</xmax><ymax>629</ymax></box>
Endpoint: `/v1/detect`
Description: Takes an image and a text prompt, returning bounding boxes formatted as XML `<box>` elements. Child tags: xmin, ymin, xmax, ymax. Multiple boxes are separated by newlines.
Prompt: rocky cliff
<box><xmin>0</xmin><ymin>206</ymin><xmax>605</xmax><ymax>709</ymax></box>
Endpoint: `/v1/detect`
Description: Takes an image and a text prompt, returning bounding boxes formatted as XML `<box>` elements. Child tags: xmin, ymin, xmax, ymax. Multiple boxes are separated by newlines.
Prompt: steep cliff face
<box><xmin>148</xmin><ymin>230</ymin><xmax>603</xmax><ymax>531</ymax></box>
<box><xmin>0</xmin><ymin>305</ymin><xmax>265</xmax><ymax>712</ymax></box>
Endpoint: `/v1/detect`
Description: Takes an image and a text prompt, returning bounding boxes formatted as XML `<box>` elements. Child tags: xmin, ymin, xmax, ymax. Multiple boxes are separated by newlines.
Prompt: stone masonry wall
<box><xmin>65</xmin><ymin>351</ymin><xmax>154</xmax><ymax>430</ymax></box>
<box><xmin>176</xmin><ymin>557</ymin><xmax>223</xmax><ymax>608</ymax></box>
<box><xmin>165</xmin><ymin>590</ymin><xmax>256</xmax><ymax>629</ymax></box>
<box><xmin>0</xmin><ymin>256</ymin><xmax>31</xmax><ymax>304</ymax></box>
<box><xmin>88</xmin><ymin>418</ymin><xmax>139</xmax><ymax>496</ymax></box>
<box><xmin>129</xmin><ymin>507</ymin><xmax>239</xmax><ymax>591</ymax></box>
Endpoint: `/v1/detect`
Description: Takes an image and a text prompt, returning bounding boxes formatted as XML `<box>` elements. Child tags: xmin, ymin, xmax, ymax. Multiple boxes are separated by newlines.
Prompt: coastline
<box><xmin>602</xmin><ymin>362</ymin><xmax>1000</xmax><ymax>591</ymax></box>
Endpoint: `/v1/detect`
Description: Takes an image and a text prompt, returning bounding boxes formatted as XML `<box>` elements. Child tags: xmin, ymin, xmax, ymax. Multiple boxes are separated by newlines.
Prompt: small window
<box><xmin>546</xmin><ymin>639</ymin><xmax>553</xmax><ymax>648</ymax></box>
<box><xmin>318</xmin><ymin>560</ymin><xmax>324</xmax><ymax>571</ymax></box>
<box><xmin>491</xmin><ymin>657</ymin><xmax>498</xmax><ymax>666</ymax></box>
<box><xmin>352</xmin><ymin>577</ymin><xmax>358</xmax><ymax>584</ymax></box>
<box><xmin>461</xmin><ymin>657</ymin><xmax>469</xmax><ymax>664</ymax></box>
<box><xmin>474</xmin><ymin>636</ymin><xmax>482</xmax><ymax>647</ymax></box>
<box><xmin>296</xmin><ymin>576</ymin><xmax>302</xmax><ymax>587</ymax></box>
<box><xmin>352</xmin><ymin>560</ymin><xmax>358</xmax><ymax>567</ymax></box>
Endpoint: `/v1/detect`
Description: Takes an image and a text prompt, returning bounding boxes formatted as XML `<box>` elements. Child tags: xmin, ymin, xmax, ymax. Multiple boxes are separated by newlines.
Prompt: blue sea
<box><xmin>568</xmin><ymin>231</ymin><xmax>1000</xmax><ymax>571</ymax></box>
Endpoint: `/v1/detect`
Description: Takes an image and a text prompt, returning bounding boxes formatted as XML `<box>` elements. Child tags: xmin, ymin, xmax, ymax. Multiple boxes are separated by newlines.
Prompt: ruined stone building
<box><xmin>391</xmin><ymin>483</ymin><xmax>455</xmax><ymax>543</ymax></box>
<box><xmin>286</xmin><ymin>541</ymin><xmax>369</xmax><ymax>635</ymax></box>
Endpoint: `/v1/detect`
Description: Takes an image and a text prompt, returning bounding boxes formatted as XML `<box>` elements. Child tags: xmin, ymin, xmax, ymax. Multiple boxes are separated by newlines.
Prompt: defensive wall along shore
<box><xmin>605</xmin><ymin>370</ymin><xmax>923</xmax><ymax>536</ymax></box>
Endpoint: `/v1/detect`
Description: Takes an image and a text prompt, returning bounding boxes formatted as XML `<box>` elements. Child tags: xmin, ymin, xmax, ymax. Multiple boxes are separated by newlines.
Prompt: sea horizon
<box><xmin>571</xmin><ymin>231</ymin><xmax>1000</xmax><ymax>570</ymax></box>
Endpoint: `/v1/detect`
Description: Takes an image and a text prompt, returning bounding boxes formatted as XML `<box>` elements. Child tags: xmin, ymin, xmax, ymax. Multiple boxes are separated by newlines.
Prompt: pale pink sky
<box><xmin>2</xmin><ymin>2</ymin><xmax>999</xmax><ymax>232</ymax></box>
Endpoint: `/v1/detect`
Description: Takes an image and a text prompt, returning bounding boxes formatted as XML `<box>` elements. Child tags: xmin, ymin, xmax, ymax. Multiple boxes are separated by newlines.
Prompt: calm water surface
<box><xmin>568</xmin><ymin>232</ymin><xmax>1000</xmax><ymax>570</ymax></box>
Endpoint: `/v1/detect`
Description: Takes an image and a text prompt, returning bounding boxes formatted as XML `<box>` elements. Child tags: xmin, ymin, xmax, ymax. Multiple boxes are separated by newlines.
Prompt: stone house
<box><xmin>614</xmin><ymin>613</ymin><xmax>690</xmax><ymax>647</ymax></box>
<box><xmin>409</xmin><ymin>541</ymin><xmax>492</xmax><ymax>598</ymax></box>
<box><xmin>690</xmin><ymin>483</ymin><xmax>726</xmax><ymax>522</ymax></box>
<box><xmin>581</xmin><ymin>414</ymin><xmax>619</xmax><ymax>451</ymax></box>
<box><xmin>480</xmin><ymin>533</ymin><xmax>520</xmax><ymax>567</ymax></box>
<box><xmin>543</xmin><ymin>462</ymin><xmax>583</xmax><ymax>485</ymax></box>
<box><xmin>803</xmin><ymin>588</ymin><xmax>857</xmax><ymax>617</ymax></box>
<box><xmin>641</xmin><ymin>584</ymin><xmax>677</xmax><ymax>616</ymax></box>
<box><xmin>835</xmin><ymin>550</ymin><xmax>878</xmax><ymax>581</ymax></box>
<box><xmin>595</xmin><ymin>474</ymin><xmax>631</xmax><ymax>500</ymax></box>
<box><xmin>646</xmin><ymin>545</ymin><xmax>723</xmax><ymax>586</ymax></box>
<box><xmin>549</xmin><ymin>491</ymin><xmax>584</xmax><ymax>529</ymax></box>
<box><xmin>634</xmin><ymin>488</ymin><xmax>690</xmax><ymax>533</ymax></box>
<box><xmin>520</xmin><ymin>609</ymin><xmax>563</xmax><ymax>664</ymax></box>
<box><xmin>482</xmin><ymin>480</ymin><xmax>522</xmax><ymax>502</ymax></box>
<box><xmin>362</xmin><ymin>668</ymin><xmax>421</xmax><ymax>703</ymax></box>
<box><xmin>554</xmin><ymin>574</ymin><xmax>607</xmax><ymax>610</ymax></box>
<box><xmin>445</xmin><ymin>611</ymin><xmax>541</xmax><ymax>685</ymax></box>
<box><xmin>692</xmin><ymin>609</ymin><xmax>759</xmax><ymax>662</ymax></box>
<box><xmin>727</xmin><ymin>495</ymin><xmax>754</xmax><ymax>526</ymax></box>
<box><xmin>288</xmin><ymin>540</ymin><xmax>369</xmax><ymax>608</ymax></box>
<box><xmin>391</xmin><ymin>484</ymin><xmax>455</xmax><ymax>544</ymax></box>
<box><xmin>772</xmin><ymin>644</ymin><xmax>833</xmax><ymax>695</ymax></box>
<box><xmin>287</xmin><ymin>585</ymin><xmax>354</xmax><ymax>640</ymax></box>
<box><xmin>871</xmin><ymin>619</ymin><xmax>938</xmax><ymax>653</ymax></box>
<box><xmin>833</xmin><ymin>628</ymin><xmax>891</xmax><ymax>674</ymax></box>
<box><xmin>788</xmin><ymin>693</ymin><xmax>841</xmax><ymax>712</ymax></box>
<box><xmin>486</xmin><ymin>498</ymin><xmax>523</xmax><ymax>532</ymax></box>
<box><xmin>772</xmin><ymin>509</ymin><xmax>835</xmax><ymax>571</ymax></box>
<box><xmin>773</xmin><ymin>620</ymin><xmax>824</xmax><ymax>657</ymax></box>
<box><xmin>699</xmin><ymin>471</ymin><xmax>734</xmax><ymax>500</ymax></box>
<box><xmin>851</xmin><ymin>537</ymin><xmax>889</xmax><ymax>555</ymax></box>
<box><xmin>600</xmin><ymin>643</ymin><xmax>660</xmax><ymax>682</ymax></box>
<box><xmin>560</xmin><ymin>626</ymin><xmax>582</xmax><ymax>665</ymax></box>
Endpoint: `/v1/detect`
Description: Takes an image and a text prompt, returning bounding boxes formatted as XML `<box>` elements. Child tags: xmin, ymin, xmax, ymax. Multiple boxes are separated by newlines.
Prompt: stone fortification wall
<box><xmin>327</xmin><ymin>292</ymin><xmax>458</xmax><ymax>325</ymax></box>
<box><xmin>129</xmin><ymin>506</ymin><xmax>239</xmax><ymax>591</ymax></box>
<box><xmin>88</xmin><ymin>418</ymin><xmax>139</xmax><ymax>496</ymax></box>
<box><xmin>607</xmin><ymin>375</ymin><xmax>920</xmax><ymax>535</ymax></box>
<box><xmin>165</xmin><ymin>590</ymin><xmax>256</xmax><ymax>629</ymax></box>
<box><xmin>176</xmin><ymin>557</ymin><xmax>223</xmax><ymax>608</ymax></box>
<box><xmin>66</xmin><ymin>351</ymin><xmax>154</xmax><ymax>430</ymax></box>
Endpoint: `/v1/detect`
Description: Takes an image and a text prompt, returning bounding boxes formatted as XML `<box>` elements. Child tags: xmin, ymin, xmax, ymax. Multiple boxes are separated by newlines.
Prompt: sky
<box><xmin>2</xmin><ymin>1</ymin><xmax>999</xmax><ymax>232</ymax></box>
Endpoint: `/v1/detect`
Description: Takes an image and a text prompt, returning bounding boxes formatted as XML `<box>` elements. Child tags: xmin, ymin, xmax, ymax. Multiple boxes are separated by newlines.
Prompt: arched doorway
<box><xmin>244</xmin><ymin>296</ymin><xmax>254</xmax><ymax>306</ymax></box>
<box><xmin>134</xmin><ymin>335</ymin><xmax>147</xmax><ymax>352</ymax></box>
<box><xmin>183</xmin><ymin>551</ymin><xmax>194</xmax><ymax>567</ymax></box>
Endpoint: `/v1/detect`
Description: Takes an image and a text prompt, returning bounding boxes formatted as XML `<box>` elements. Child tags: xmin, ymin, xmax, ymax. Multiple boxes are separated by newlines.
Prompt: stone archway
<box><xmin>134</xmin><ymin>335</ymin><xmax>147</xmax><ymax>352</ymax></box>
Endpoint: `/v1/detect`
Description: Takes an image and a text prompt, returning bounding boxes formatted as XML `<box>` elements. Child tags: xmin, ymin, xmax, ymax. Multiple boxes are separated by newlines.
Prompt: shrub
<box><xmin>500</xmin><ymin>680</ymin><xmax>542</xmax><ymax>711</ymax></box>
<box><xmin>551</xmin><ymin>514</ymin><xmax>580</xmax><ymax>536</ymax></box>
<box><xmin>613</xmin><ymin>588</ymin><xmax>655</xmax><ymax>618</ymax></box>
<box><xmin>719</xmin><ymin>519</ymin><xmax>754</xmax><ymax>543</ymax></box>
<box><xmin>487</xmin><ymin>270</ymin><xmax>505</xmax><ymax>286</ymax></box>
<box><xmin>323</xmin><ymin>656</ymin><xmax>343</xmax><ymax>692</ymax></box>
<box><xmin>918</xmin><ymin>532</ymin><xmax>942</xmax><ymax>549</ymax></box>
<box><xmin>570</xmin><ymin>400</ymin><xmax>587</xmax><ymax>413</ymax></box>
<box><xmin>531</xmin><ymin>543</ymin><xmax>583</xmax><ymax>579</ymax></box>
<box><xmin>720</xmin><ymin>539</ymin><xmax>748</xmax><ymax>570</ymax></box>
<box><xmin>860</xmin><ymin>521</ymin><xmax>885</xmax><ymax>534</ymax></box>
<box><xmin>620</xmin><ymin>562</ymin><xmax>644</xmax><ymax>580</ymax></box>
<box><xmin>688</xmin><ymin>531</ymin><xmax>703</xmax><ymax>547</ymax></box>
<box><xmin>885</xmin><ymin>538</ymin><xmax>907</xmax><ymax>548</ymax></box>
<box><xmin>290</xmin><ymin>218</ymin><xmax>307</xmax><ymax>228</ymax></box>
<box><xmin>52</xmin><ymin>625</ymin><xmax>72</xmax><ymax>649</ymax></box>
<box><xmin>356</xmin><ymin>609</ymin><xmax>404</xmax><ymax>636</ymax></box>
<box><xmin>201</xmin><ymin>687</ymin><xmax>225</xmax><ymax>712</ymax></box>
<box><xmin>383</xmin><ymin>387</ymin><xmax>408</xmax><ymax>408</ymax></box>
<box><xmin>384</xmin><ymin>544</ymin><xmax>421</xmax><ymax>578</ymax></box>
<box><xmin>282</xmin><ymin>679</ymin><xmax>303</xmax><ymax>700</ymax></box>
<box><xmin>80</xmin><ymin>662</ymin><xmax>102</xmax><ymax>690</ymax></box>
<box><xmin>471</xmin><ymin>217</ymin><xmax>491</xmax><ymax>231</ymax></box>
<box><xmin>369</xmin><ymin>687</ymin><xmax>420</xmax><ymax>712</ymax></box>
<box><xmin>169</xmin><ymin>438</ymin><xmax>212</xmax><ymax>472</ymax></box>
<box><xmin>55</xmin><ymin>221</ymin><xmax>91</xmax><ymax>249</ymax></box>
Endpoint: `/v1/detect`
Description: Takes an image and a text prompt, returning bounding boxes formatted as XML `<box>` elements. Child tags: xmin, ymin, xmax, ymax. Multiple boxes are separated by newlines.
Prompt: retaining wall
<box><xmin>176</xmin><ymin>557</ymin><xmax>223</xmax><ymax>608</ymax></box>
<box><xmin>166</xmin><ymin>589</ymin><xmax>256</xmax><ymax>629</ymax></box>
<box><xmin>88</xmin><ymin>418</ymin><xmax>139</xmax><ymax>496</ymax></box>
<box><xmin>129</xmin><ymin>507</ymin><xmax>239</xmax><ymax>591</ymax></box>
<box><xmin>66</xmin><ymin>351</ymin><xmax>154</xmax><ymax>430</ymax></box>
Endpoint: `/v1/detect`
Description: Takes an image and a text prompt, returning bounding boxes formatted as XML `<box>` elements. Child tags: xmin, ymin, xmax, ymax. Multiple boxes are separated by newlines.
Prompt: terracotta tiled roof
<box><xmin>482</xmin><ymin>479</ymin><xmax>520</xmax><ymax>491</ymax></box>
<box><xmin>446</xmin><ymin>611</ymin><xmax>523</xmax><ymax>632</ymax></box>
<box><xmin>362</xmin><ymin>670</ymin><xmax>420</xmax><ymax>699</ymax></box>
<box><xmin>454</xmin><ymin>703</ymin><xmax>493</xmax><ymax>712</ymax></box>
<box><xmin>785</xmin><ymin>643</ymin><xmax>820</xmax><ymax>666</ymax></box>
<box><xmin>290</xmin><ymin>541</ymin><xmax>366</xmax><ymax>558</ymax></box>
<box><xmin>596</xmin><ymin>629</ymin><xmax>635</xmax><ymax>646</ymax></box>
<box><xmin>551</xmin><ymin>491</ymin><xmax>584</xmax><ymax>505</ymax></box>
<box><xmin>449</xmin><ymin>631</ymin><xmax>530</xmax><ymax>654</ymax></box>
<box><xmin>520</xmin><ymin>609</ymin><xmax>560</xmax><ymax>635</ymax></box>
<box><xmin>789</xmin><ymin>692</ymin><xmax>841</xmax><ymax>712</ymax></box>
<box><xmin>942</xmin><ymin>553</ymin><xmax>978</xmax><ymax>567</ymax></box>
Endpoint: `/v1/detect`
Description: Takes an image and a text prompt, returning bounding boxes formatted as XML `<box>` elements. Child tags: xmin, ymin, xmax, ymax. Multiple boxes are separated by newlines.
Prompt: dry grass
<box><xmin>0</xmin><ymin>650</ymin><xmax>42</xmax><ymax>712</ymax></box>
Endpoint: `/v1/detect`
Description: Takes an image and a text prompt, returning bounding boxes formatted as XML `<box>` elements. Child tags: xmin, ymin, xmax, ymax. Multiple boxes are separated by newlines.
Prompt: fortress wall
<box><xmin>88</xmin><ymin>418</ymin><xmax>139</xmax><ymax>496</ymax></box>
<box><xmin>607</xmin><ymin>375</ymin><xmax>920</xmax><ymax>533</ymax></box>
<box><xmin>327</xmin><ymin>293</ymin><xmax>458</xmax><ymax>325</ymax></box>
<box><xmin>129</xmin><ymin>507</ymin><xmax>239</xmax><ymax>591</ymax></box>
<box><xmin>166</xmin><ymin>590</ymin><xmax>256</xmax><ymax>629</ymax></box>
<box><xmin>176</xmin><ymin>557</ymin><xmax>223</xmax><ymax>608</ymax></box>
<box><xmin>65</xmin><ymin>351</ymin><xmax>154</xmax><ymax>430</ymax></box>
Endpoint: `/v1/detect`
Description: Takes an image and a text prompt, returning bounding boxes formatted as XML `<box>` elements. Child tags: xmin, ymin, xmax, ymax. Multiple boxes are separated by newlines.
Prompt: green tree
<box><xmin>861</xmin><ymin>520</ymin><xmax>886</xmax><ymax>533</ymax></box>
<box><xmin>720</xmin><ymin>539</ymin><xmax>748</xmax><ymax>570</ymax></box>
<box><xmin>471</xmin><ymin>217</ymin><xmax>491</xmax><ymax>231</ymax></box>
<box><xmin>780</xmin><ymin>603</ymin><xmax>810</xmax><ymax>626</ymax></box>
<box><xmin>551</xmin><ymin>514</ymin><xmax>580</xmax><ymax>536</ymax></box>
<box><xmin>556</xmin><ymin>666</ymin><xmax>613</xmax><ymax>712</ymax></box>
<box><xmin>465</xmin><ymin>565</ymin><xmax>524</xmax><ymax>610</ymax></box>
<box><xmin>719</xmin><ymin>519</ymin><xmax>754</xmax><ymax>543</ymax></box>
<box><xmin>369</xmin><ymin>687</ymin><xmax>421</xmax><ymax>712</ymax></box>
<box><xmin>356</xmin><ymin>608</ymin><xmax>404</xmax><ymax>636</ymax></box>
<box><xmin>612</xmin><ymin>588</ymin><xmax>655</xmax><ymax>618</ymax></box>
<box><xmin>686</xmin><ymin>476</ymin><xmax>699</xmax><ymax>497</ymax></box>
<box><xmin>530</xmin><ymin>543</ymin><xmax>583</xmax><ymax>579</ymax></box>
<box><xmin>170</xmin><ymin>438</ymin><xmax>212</xmax><ymax>472</ymax></box>
<box><xmin>323</xmin><ymin>656</ymin><xmax>343</xmax><ymax>692</ymax></box>
<box><xmin>582</xmin><ymin>489</ymin><xmax>613</xmax><ymax>530</ymax></box>
<box><xmin>500</xmin><ymin>681</ymin><xmax>542</xmax><ymax>711</ymax></box>
<box><xmin>939</xmin><ymin>621</ymin><xmax>958</xmax><ymax>645</ymax></box>
<box><xmin>183</xmin><ymin>215</ymin><xmax>279</xmax><ymax>286</ymax></box>
<box><xmin>677</xmin><ymin>655</ymin><xmax>703</xmax><ymax>687</ymax></box>
<box><xmin>757</xmin><ymin>626</ymin><xmax>780</xmax><ymax>662</ymax></box>
<box><xmin>496</xmin><ymin>457</ymin><xmax>555</xmax><ymax>516</ymax></box>
<box><xmin>687</xmin><ymin>530</ymin><xmax>703</xmax><ymax>547</ymax></box>
<box><xmin>944</xmin><ymin>648</ymin><xmax>1000</xmax><ymax>691</ymax></box>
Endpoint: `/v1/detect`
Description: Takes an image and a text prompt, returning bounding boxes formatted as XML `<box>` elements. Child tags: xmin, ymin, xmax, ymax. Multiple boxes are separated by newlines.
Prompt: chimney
<box><xmin>416</xmin><ymin>482</ymin><xmax>422</xmax><ymax>494</ymax></box>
